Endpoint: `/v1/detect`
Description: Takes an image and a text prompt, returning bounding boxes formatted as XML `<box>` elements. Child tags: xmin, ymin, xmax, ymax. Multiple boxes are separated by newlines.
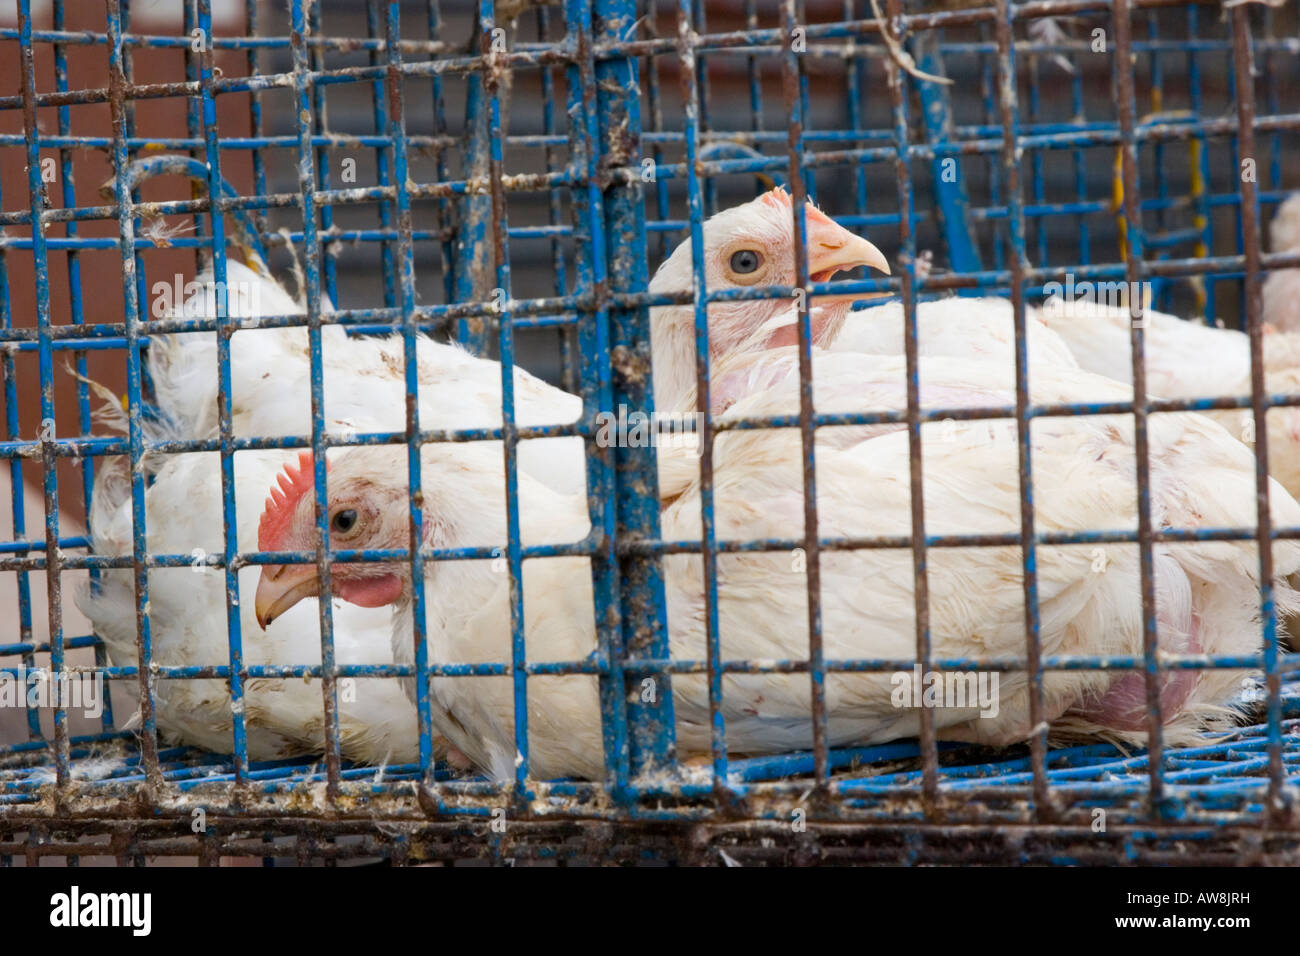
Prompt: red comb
<box><xmin>759</xmin><ymin>186</ymin><xmax>835</xmax><ymax>228</ymax></box>
<box><xmin>258</xmin><ymin>450</ymin><xmax>318</xmax><ymax>551</ymax></box>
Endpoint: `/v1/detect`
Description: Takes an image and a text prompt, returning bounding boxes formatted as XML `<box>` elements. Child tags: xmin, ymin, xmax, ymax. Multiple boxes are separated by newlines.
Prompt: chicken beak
<box><xmin>255</xmin><ymin>563</ymin><xmax>320</xmax><ymax>630</ymax></box>
<box><xmin>813</xmin><ymin>235</ymin><xmax>890</xmax><ymax>278</ymax></box>
<box><xmin>807</xmin><ymin>222</ymin><xmax>891</xmax><ymax>294</ymax></box>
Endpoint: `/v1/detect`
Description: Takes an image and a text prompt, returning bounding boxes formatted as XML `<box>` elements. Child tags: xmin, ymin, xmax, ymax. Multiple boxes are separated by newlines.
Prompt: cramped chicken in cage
<box><xmin>0</xmin><ymin>0</ymin><xmax>1298</xmax><ymax>871</ymax></box>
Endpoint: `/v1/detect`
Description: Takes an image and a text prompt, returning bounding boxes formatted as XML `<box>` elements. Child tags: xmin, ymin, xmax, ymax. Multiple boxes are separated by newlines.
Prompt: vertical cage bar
<box><xmin>17</xmin><ymin>0</ymin><xmax>69</xmax><ymax>785</ymax></box>
<box><xmin>1</xmin><ymin>18</ymin><xmax>38</xmax><ymax>744</ymax></box>
<box><xmin>1229</xmin><ymin>3</ymin><xmax>1284</xmax><ymax>814</ymax></box>
<box><xmin>883</xmin><ymin>0</ymin><xmax>937</xmax><ymax>809</ymax></box>
<box><xmin>367</xmin><ymin>0</ymin><xmax>398</xmax><ymax>312</ymax></box>
<box><xmin>244</xmin><ymin>0</ymin><xmax>268</xmax><ymax>234</ymax></box>
<box><xmin>645</xmin><ymin>0</ymin><xmax>671</xmax><ymax>265</ymax></box>
<box><xmin>691</xmin><ymin>0</ymin><xmax>716</xmax><ymax>215</ymax></box>
<box><xmin>196</xmin><ymin>0</ymin><xmax>250</xmax><ymax>780</ymax></box>
<box><xmin>53</xmin><ymin>0</ymin><xmax>113</xmax><ymax>732</ymax></box>
<box><xmin>676</xmin><ymin>0</ymin><xmax>729</xmax><ymax>791</ymax></box>
<box><xmin>539</xmin><ymin>5</ymin><xmax>576</xmax><ymax>394</ymax></box>
<box><xmin>383</xmin><ymin>0</ymin><xmax>436</xmax><ymax>783</ymax></box>
<box><xmin>915</xmin><ymin>34</ymin><xmax>982</xmax><ymax>276</ymax></box>
<box><xmin>564</xmin><ymin>0</ymin><xmax>620</xmax><ymax>791</ymax></box>
<box><xmin>993</xmin><ymin>0</ymin><xmax>1049</xmax><ymax>818</ymax></box>
<box><xmin>106</xmin><ymin>0</ymin><xmax>162</xmax><ymax>789</ymax></box>
<box><xmin>308</xmin><ymin>0</ymin><xmax>338</xmax><ymax>308</ymax></box>
<box><xmin>1027</xmin><ymin>45</ymin><xmax>1047</xmax><ymax>268</ymax></box>
<box><xmin>425</xmin><ymin>0</ymin><xmax>455</xmax><ymax>311</ymax></box>
<box><xmin>453</xmin><ymin>16</ymin><xmax>495</xmax><ymax>353</ymax></box>
<box><xmin>478</xmin><ymin>0</ymin><xmax>531</xmax><ymax>795</ymax></box>
<box><xmin>1111</xmin><ymin>0</ymin><xmax>1167</xmax><ymax>813</ymax></box>
<box><xmin>1069</xmin><ymin>57</ymin><xmax>1091</xmax><ymax>271</ymax></box>
<box><xmin>780</xmin><ymin>0</ymin><xmax>830</xmax><ymax>792</ymax></box>
<box><xmin>593</xmin><ymin>0</ymin><xmax>676</xmax><ymax>781</ymax></box>
<box><xmin>289</xmin><ymin>0</ymin><xmax>343</xmax><ymax>799</ymax></box>
<box><xmin>980</xmin><ymin>41</ymin><xmax>1005</xmax><ymax>276</ymax></box>
<box><xmin>748</xmin><ymin>0</ymin><xmax>765</xmax><ymax>151</ymax></box>
<box><xmin>1186</xmin><ymin>4</ymin><xmax>1212</xmax><ymax>320</ymax></box>
<box><xmin>184</xmin><ymin>1</ymin><xmax>212</xmax><ymax>273</ymax></box>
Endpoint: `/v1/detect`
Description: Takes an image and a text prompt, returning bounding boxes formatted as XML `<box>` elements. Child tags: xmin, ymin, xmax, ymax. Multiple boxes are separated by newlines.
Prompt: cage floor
<box><xmin>2</xmin><ymin>678</ymin><xmax>1297</xmax><ymax>810</ymax></box>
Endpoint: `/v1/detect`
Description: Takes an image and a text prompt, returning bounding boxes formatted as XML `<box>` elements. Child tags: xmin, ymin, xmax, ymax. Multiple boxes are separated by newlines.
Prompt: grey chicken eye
<box><xmin>331</xmin><ymin>509</ymin><xmax>358</xmax><ymax>534</ymax></box>
<box><xmin>729</xmin><ymin>249</ymin><xmax>762</xmax><ymax>274</ymax></box>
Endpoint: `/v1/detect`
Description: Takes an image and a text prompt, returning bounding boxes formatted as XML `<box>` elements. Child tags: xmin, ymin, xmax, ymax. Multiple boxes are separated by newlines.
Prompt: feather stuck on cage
<box><xmin>138</xmin><ymin>215</ymin><xmax>195</xmax><ymax>249</ymax></box>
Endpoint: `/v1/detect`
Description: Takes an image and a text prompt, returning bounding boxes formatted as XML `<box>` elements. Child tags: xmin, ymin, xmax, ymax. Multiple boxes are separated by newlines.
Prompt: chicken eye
<box><xmin>729</xmin><ymin>249</ymin><xmax>763</xmax><ymax>275</ymax></box>
<box><xmin>331</xmin><ymin>509</ymin><xmax>359</xmax><ymax>534</ymax></box>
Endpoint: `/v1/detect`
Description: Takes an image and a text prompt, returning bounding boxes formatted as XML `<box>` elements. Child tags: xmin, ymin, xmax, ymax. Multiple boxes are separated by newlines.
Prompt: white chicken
<box><xmin>1037</xmin><ymin>297</ymin><xmax>1300</xmax><ymax>495</ymax></box>
<box><xmin>80</xmin><ymin>188</ymin><xmax>877</xmax><ymax>766</ymax></box>
<box><xmin>642</xmin><ymin>189</ymin><xmax>1083</xmax><ymax>416</ymax></box>
<box><xmin>1263</xmin><ymin>193</ymin><xmax>1300</xmax><ymax>334</ymax></box>
<box><xmin>829</xmin><ymin>296</ymin><xmax>1080</xmax><ymax>370</ymax></box>
<box><xmin>647</xmin><ymin>187</ymin><xmax>891</xmax><ymax>416</ymax></box>
<box><xmin>250</xmin><ymin>353</ymin><xmax>1300</xmax><ymax>780</ymax></box>
<box><xmin>79</xmin><ymin>259</ymin><xmax>583</xmax><ymax>764</ymax></box>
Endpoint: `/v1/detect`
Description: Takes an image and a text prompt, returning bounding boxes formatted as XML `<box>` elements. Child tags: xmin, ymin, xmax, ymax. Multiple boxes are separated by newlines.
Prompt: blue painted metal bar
<box><xmin>1027</xmin><ymin>33</ymin><xmax>1047</xmax><ymax>269</ymax></box>
<box><xmin>104</xmin><ymin>0</ymin><xmax>162</xmax><ymax>788</ymax></box>
<box><xmin>644</xmin><ymin>0</ymin><xmax>672</xmax><ymax>266</ymax></box>
<box><xmin>196</xmin><ymin>0</ymin><xmax>250</xmax><ymax>780</ymax></box>
<box><xmin>2</xmin><ymin>10</ymin><xmax>36</xmax><ymax>744</ymax></box>
<box><xmin>289</xmin><ymin>0</ymin><xmax>343</xmax><ymax>798</ymax></box>
<box><xmin>593</xmin><ymin>0</ymin><xmax>675</xmax><ymax>782</ymax></box>
<box><xmin>1227</xmin><ymin>2</ymin><xmax>1285</xmax><ymax>819</ymax></box>
<box><xmin>424</xmin><ymin>0</ymin><xmax>455</xmax><ymax>310</ymax></box>
<box><xmin>882</xmin><ymin>0</ymin><xmax>937</xmax><ymax>808</ymax></box>
<box><xmin>565</xmin><ymin>0</ymin><xmax>624</xmax><ymax>792</ymax></box>
<box><xmin>367</xmin><ymin>0</ymin><xmax>398</xmax><ymax>312</ymax></box>
<box><xmin>183</xmin><ymin>0</ymin><xmax>212</xmax><ymax>277</ymax></box>
<box><xmin>383</xmin><ymin>0</ymin><xmax>437</xmax><ymax>787</ymax></box>
<box><xmin>537</xmin><ymin>2</ymin><xmax>575</xmax><ymax>393</ymax></box>
<box><xmin>691</xmin><ymin>0</ymin><xmax>716</xmax><ymax>215</ymax></box>
<box><xmin>3</xmin><ymin>17</ymin><xmax>1298</xmax><ymax>59</ymax></box>
<box><xmin>914</xmin><ymin>30</ymin><xmax>983</xmax><ymax>276</ymax></box>
<box><xmin>992</xmin><ymin>0</ymin><xmax>1049</xmax><ymax>819</ymax></box>
<box><xmin>1068</xmin><ymin>36</ymin><xmax>1091</xmax><ymax>272</ymax></box>
<box><xmin>54</xmin><ymin>0</ymin><xmax>113</xmax><ymax>734</ymax></box>
<box><xmin>676</xmin><ymin>0</ymin><xmax>729</xmax><ymax>792</ymax></box>
<box><xmin>308</xmin><ymin>0</ymin><xmax>339</xmax><ymax>309</ymax></box>
<box><xmin>452</xmin><ymin>8</ymin><xmax>495</xmax><ymax>354</ymax></box>
<box><xmin>1112</xmin><ymin>0</ymin><xmax>1167</xmax><ymax>814</ymax></box>
<box><xmin>474</xmin><ymin>0</ymin><xmax>533</xmax><ymax>797</ymax></box>
<box><xmin>244</xmin><ymin>0</ymin><xmax>269</xmax><ymax>238</ymax></box>
<box><xmin>781</xmin><ymin>0</ymin><xmax>830</xmax><ymax>792</ymax></box>
<box><xmin>18</xmin><ymin>0</ymin><xmax>69</xmax><ymax>786</ymax></box>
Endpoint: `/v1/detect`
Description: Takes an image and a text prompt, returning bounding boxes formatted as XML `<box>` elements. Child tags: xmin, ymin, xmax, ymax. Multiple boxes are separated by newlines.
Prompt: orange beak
<box><xmin>254</xmin><ymin>563</ymin><xmax>320</xmax><ymax>630</ymax></box>
<box><xmin>806</xmin><ymin>217</ymin><xmax>890</xmax><ymax>304</ymax></box>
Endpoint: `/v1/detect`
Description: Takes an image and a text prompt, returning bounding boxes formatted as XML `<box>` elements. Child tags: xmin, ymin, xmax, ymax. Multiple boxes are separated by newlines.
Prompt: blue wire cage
<box><xmin>1</xmin><ymin>0</ymin><xmax>1299</xmax><ymax>865</ymax></box>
